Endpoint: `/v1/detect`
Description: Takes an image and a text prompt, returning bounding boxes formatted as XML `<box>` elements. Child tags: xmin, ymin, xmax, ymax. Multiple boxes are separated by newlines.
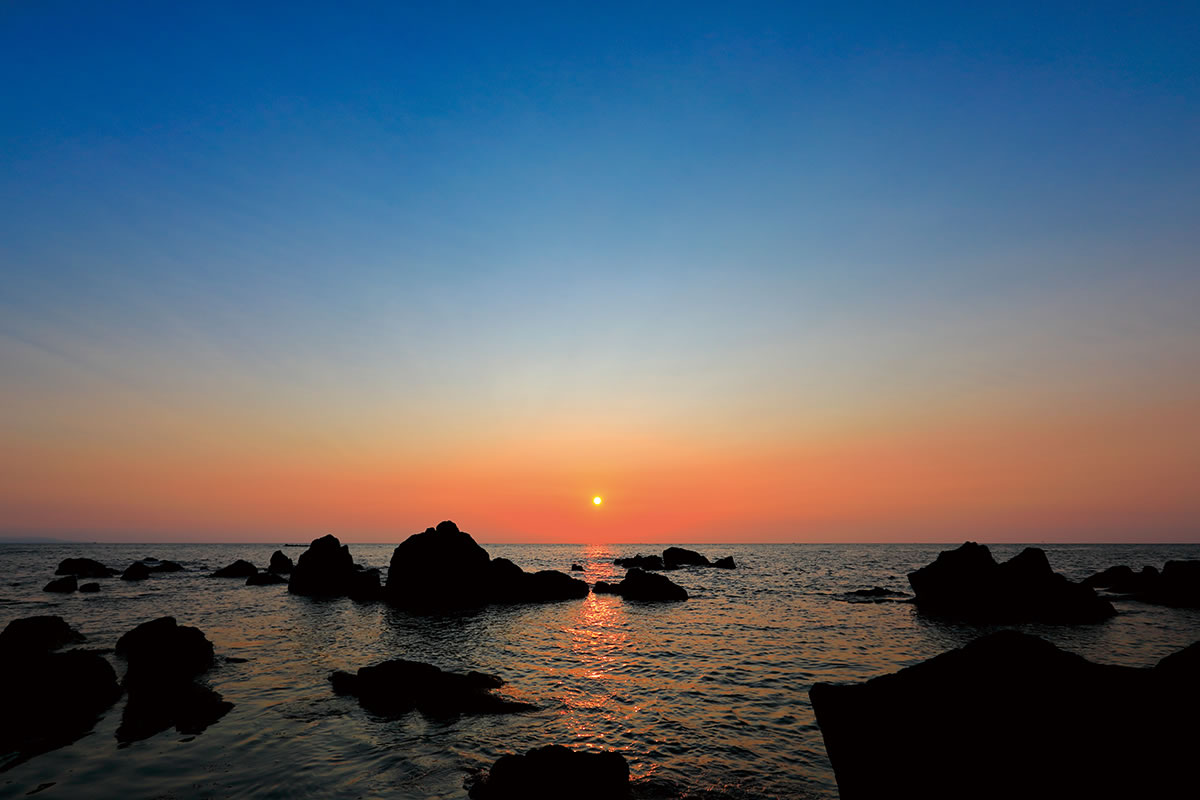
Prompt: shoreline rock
<box><xmin>469</xmin><ymin>744</ymin><xmax>631</xmax><ymax>800</ymax></box>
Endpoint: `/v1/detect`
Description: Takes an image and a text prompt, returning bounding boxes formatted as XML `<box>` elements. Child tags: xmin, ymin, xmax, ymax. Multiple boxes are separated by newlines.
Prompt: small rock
<box><xmin>570</xmin><ymin>563</ymin><xmax>584</xmax><ymax>571</ymax></box>
<box><xmin>54</xmin><ymin>558</ymin><xmax>116</xmax><ymax>578</ymax></box>
<box><xmin>595</xmin><ymin>568</ymin><xmax>687</xmax><ymax>602</ymax></box>
<box><xmin>246</xmin><ymin>571</ymin><xmax>287</xmax><ymax>586</ymax></box>
<box><xmin>79</xmin><ymin>582</ymin><xmax>101</xmax><ymax>593</ymax></box>
<box><xmin>43</xmin><ymin>576</ymin><xmax>77</xmax><ymax>593</ymax></box>
<box><xmin>663</xmin><ymin>547</ymin><xmax>710</xmax><ymax>569</ymax></box>
<box><xmin>210</xmin><ymin>559</ymin><xmax>257</xmax><ymax>578</ymax></box>
<box><xmin>121</xmin><ymin>562</ymin><xmax>151</xmax><ymax>581</ymax></box>
<box><xmin>268</xmin><ymin>550</ymin><xmax>294</xmax><ymax>574</ymax></box>
<box><xmin>330</xmin><ymin>659</ymin><xmax>535</xmax><ymax>716</ymax></box>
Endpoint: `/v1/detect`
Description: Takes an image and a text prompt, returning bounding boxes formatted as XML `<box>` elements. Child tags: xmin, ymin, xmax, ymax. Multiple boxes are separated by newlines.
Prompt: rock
<box><xmin>54</xmin><ymin>557</ymin><xmax>116</xmax><ymax>578</ymax></box>
<box><xmin>268</xmin><ymin>550</ymin><xmax>294</xmax><ymax>574</ymax></box>
<box><xmin>246</xmin><ymin>571</ymin><xmax>287</xmax><ymax>586</ymax></box>
<box><xmin>79</xmin><ymin>582</ymin><xmax>100</xmax><ymax>593</ymax></box>
<box><xmin>121</xmin><ymin>561</ymin><xmax>151</xmax><ymax>581</ymax></box>
<box><xmin>149</xmin><ymin>560</ymin><xmax>184</xmax><ymax>573</ymax></box>
<box><xmin>570</xmin><ymin>563</ymin><xmax>584</xmax><ymax>571</ymax></box>
<box><xmin>712</xmin><ymin>556</ymin><xmax>736</xmax><ymax>569</ymax></box>
<box><xmin>210</xmin><ymin>559</ymin><xmax>258</xmax><ymax>578</ymax></box>
<box><xmin>663</xmin><ymin>546</ymin><xmax>710</xmax><ymax>569</ymax></box>
<box><xmin>594</xmin><ymin>568</ymin><xmax>687</xmax><ymax>602</ymax></box>
<box><xmin>288</xmin><ymin>534</ymin><xmax>380</xmax><ymax>599</ymax></box>
<box><xmin>907</xmin><ymin>542</ymin><xmax>1114</xmax><ymax>623</ymax></box>
<box><xmin>114</xmin><ymin>617</ymin><xmax>230</xmax><ymax>742</ymax></box>
<box><xmin>385</xmin><ymin>521</ymin><xmax>587</xmax><ymax>609</ymax></box>
<box><xmin>469</xmin><ymin>744</ymin><xmax>631</xmax><ymax>800</ymax></box>
<box><xmin>43</xmin><ymin>575</ymin><xmax>77</xmax><ymax>593</ymax></box>
<box><xmin>329</xmin><ymin>659</ymin><xmax>535</xmax><ymax>716</ymax></box>
<box><xmin>840</xmin><ymin>587</ymin><xmax>910</xmax><ymax>603</ymax></box>
<box><xmin>0</xmin><ymin>616</ymin><xmax>84</xmax><ymax>654</ymax></box>
<box><xmin>810</xmin><ymin>630</ymin><xmax>1200</xmax><ymax>800</ymax></box>
<box><xmin>614</xmin><ymin>554</ymin><xmax>666</xmax><ymax>570</ymax></box>
<box><xmin>1151</xmin><ymin>560</ymin><xmax>1200</xmax><ymax>607</ymax></box>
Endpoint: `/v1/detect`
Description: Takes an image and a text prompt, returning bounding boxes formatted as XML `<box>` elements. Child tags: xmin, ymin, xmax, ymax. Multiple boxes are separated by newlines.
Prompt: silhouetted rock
<box><xmin>268</xmin><ymin>550</ymin><xmax>294</xmax><ymax>574</ymax></box>
<box><xmin>570</xmin><ymin>563</ymin><xmax>584</xmax><ymax>571</ymax></box>
<box><xmin>840</xmin><ymin>587</ymin><xmax>910</xmax><ymax>603</ymax></box>
<box><xmin>288</xmin><ymin>534</ymin><xmax>381</xmax><ymax>600</ymax></box>
<box><xmin>246</xmin><ymin>571</ymin><xmax>287</xmax><ymax>586</ymax></box>
<box><xmin>594</xmin><ymin>568</ymin><xmax>687</xmax><ymax>602</ymax></box>
<box><xmin>114</xmin><ymin>617</ymin><xmax>230</xmax><ymax>742</ymax></box>
<box><xmin>210</xmin><ymin>559</ymin><xmax>257</xmax><ymax>578</ymax></box>
<box><xmin>148</xmin><ymin>559</ymin><xmax>184</xmax><ymax>573</ymax></box>
<box><xmin>121</xmin><ymin>561</ymin><xmax>151</xmax><ymax>581</ymax></box>
<box><xmin>330</xmin><ymin>659</ymin><xmax>535</xmax><ymax>716</ymax></box>
<box><xmin>0</xmin><ymin>616</ymin><xmax>84</xmax><ymax>654</ymax></box>
<box><xmin>43</xmin><ymin>575</ymin><xmax>77</xmax><ymax>593</ymax></box>
<box><xmin>811</xmin><ymin>630</ymin><xmax>1200</xmax><ymax>800</ymax></box>
<box><xmin>663</xmin><ymin>547</ymin><xmax>710</xmax><ymax>569</ymax></box>
<box><xmin>79</xmin><ymin>582</ymin><xmax>100</xmax><ymax>593</ymax></box>
<box><xmin>614</xmin><ymin>554</ymin><xmax>666</xmax><ymax>570</ymax></box>
<box><xmin>385</xmin><ymin>521</ymin><xmax>588</xmax><ymax>610</ymax></box>
<box><xmin>55</xmin><ymin>557</ymin><xmax>116</xmax><ymax>578</ymax></box>
<box><xmin>713</xmin><ymin>556</ymin><xmax>737</xmax><ymax>569</ymax></box>
<box><xmin>1152</xmin><ymin>560</ymin><xmax>1200</xmax><ymax>607</ymax></box>
<box><xmin>469</xmin><ymin>744</ymin><xmax>631</xmax><ymax>800</ymax></box>
<box><xmin>907</xmin><ymin>542</ymin><xmax>1114</xmax><ymax>623</ymax></box>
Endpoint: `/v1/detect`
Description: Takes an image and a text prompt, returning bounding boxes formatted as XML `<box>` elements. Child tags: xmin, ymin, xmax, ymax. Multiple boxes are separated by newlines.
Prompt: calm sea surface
<box><xmin>2</xmin><ymin>541</ymin><xmax>1199</xmax><ymax>799</ymax></box>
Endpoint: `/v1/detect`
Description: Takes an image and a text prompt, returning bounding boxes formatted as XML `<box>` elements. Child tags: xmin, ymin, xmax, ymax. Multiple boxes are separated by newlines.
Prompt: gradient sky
<box><xmin>2</xmin><ymin>2</ymin><xmax>1198</xmax><ymax>543</ymax></box>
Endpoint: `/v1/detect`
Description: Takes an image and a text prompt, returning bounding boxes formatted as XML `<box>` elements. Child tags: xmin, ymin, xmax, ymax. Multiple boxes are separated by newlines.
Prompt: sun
<box><xmin>592</xmin><ymin>496</ymin><xmax>603</xmax><ymax>506</ymax></box>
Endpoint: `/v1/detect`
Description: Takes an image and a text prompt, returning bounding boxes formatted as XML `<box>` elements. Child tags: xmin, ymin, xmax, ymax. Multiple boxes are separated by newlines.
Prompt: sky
<box><xmin>1</xmin><ymin>1</ymin><xmax>1198</xmax><ymax>543</ymax></box>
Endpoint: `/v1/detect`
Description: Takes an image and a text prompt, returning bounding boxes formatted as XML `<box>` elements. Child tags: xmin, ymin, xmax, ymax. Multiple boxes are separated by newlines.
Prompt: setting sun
<box><xmin>593</xmin><ymin>496</ymin><xmax>603</xmax><ymax>506</ymax></box>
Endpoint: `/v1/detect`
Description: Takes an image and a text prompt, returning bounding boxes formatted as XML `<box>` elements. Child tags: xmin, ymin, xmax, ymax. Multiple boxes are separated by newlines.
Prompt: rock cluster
<box><xmin>330</xmin><ymin>659</ymin><xmax>535</xmax><ymax>716</ymax></box>
<box><xmin>1084</xmin><ymin>560</ymin><xmax>1200</xmax><ymax>607</ymax></box>
<box><xmin>614</xmin><ymin>547</ymin><xmax>736</xmax><ymax>571</ymax></box>
<box><xmin>907</xmin><ymin>542</ymin><xmax>1114</xmax><ymax>623</ymax></box>
<box><xmin>288</xmin><ymin>534</ymin><xmax>381</xmax><ymax>600</ymax></box>
<box><xmin>469</xmin><ymin>744</ymin><xmax>631</xmax><ymax>800</ymax></box>
<box><xmin>811</xmin><ymin>630</ymin><xmax>1200</xmax><ymax>800</ymax></box>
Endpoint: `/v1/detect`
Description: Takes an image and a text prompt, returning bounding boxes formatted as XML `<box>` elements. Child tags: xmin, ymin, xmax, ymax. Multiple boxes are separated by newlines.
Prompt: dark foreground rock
<box><xmin>594</xmin><ymin>568</ymin><xmax>688</xmax><ymax>602</ymax></box>
<box><xmin>469</xmin><ymin>744</ymin><xmax>631</xmax><ymax>800</ymax></box>
<box><xmin>907</xmin><ymin>542</ymin><xmax>1114</xmax><ymax>623</ymax></box>
<box><xmin>330</xmin><ymin>659</ymin><xmax>535</xmax><ymax>716</ymax></box>
<box><xmin>1084</xmin><ymin>560</ymin><xmax>1200</xmax><ymax>607</ymax></box>
<box><xmin>114</xmin><ymin>617</ymin><xmax>231</xmax><ymax>742</ymax></box>
<box><xmin>210</xmin><ymin>559</ymin><xmax>257</xmax><ymax>578</ymax></box>
<box><xmin>121</xmin><ymin>561</ymin><xmax>151</xmax><ymax>581</ymax></box>
<box><xmin>55</xmin><ymin>557</ymin><xmax>116</xmax><ymax>578</ymax></box>
<box><xmin>268</xmin><ymin>550</ymin><xmax>294</xmax><ymax>574</ymax></box>
<box><xmin>288</xmin><ymin>534</ymin><xmax>381</xmax><ymax>600</ymax></box>
<box><xmin>385</xmin><ymin>521</ymin><xmax>588</xmax><ymax>610</ymax></box>
<box><xmin>811</xmin><ymin>630</ymin><xmax>1200</xmax><ymax>800</ymax></box>
<box><xmin>0</xmin><ymin>616</ymin><xmax>120</xmax><ymax>762</ymax></box>
<box><xmin>246</xmin><ymin>571</ymin><xmax>287</xmax><ymax>586</ymax></box>
<box><xmin>43</xmin><ymin>575</ymin><xmax>77</xmax><ymax>593</ymax></box>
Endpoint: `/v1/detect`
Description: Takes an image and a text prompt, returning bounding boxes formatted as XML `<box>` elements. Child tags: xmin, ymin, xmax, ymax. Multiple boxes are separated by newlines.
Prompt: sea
<box><xmin>2</xmin><ymin>541</ymin><xmax>1199</xmax><ymax>799</ymax></box>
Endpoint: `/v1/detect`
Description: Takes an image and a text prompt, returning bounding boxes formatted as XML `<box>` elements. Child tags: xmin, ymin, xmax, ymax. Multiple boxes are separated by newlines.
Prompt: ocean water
<box><xmin>2</xmin><ymin>541</ymin><xmax>1199</xmax><ymax>799</ymax></box>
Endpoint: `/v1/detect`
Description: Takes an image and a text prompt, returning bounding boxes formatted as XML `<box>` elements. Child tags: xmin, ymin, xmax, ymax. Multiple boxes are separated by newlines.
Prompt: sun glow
<box><xmin>593</xmin><ymin>496</ymin><xmax>603</xmax><ymax>506</ymax></box>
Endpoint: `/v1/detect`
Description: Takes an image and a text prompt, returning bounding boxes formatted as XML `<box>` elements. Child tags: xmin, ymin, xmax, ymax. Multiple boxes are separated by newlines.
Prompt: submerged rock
<box><xmin>663</xmin><ymin>547</ymin><xmax>710</xmax><ymax>569</ymax></box>
<box><xmin>288</xmin><ymin>534</ymin><xmax>381</xmax><ymax>600</ymax></box>
<box><xmin>54</xmin><ymin>557</ymin><xmax>116</xmax><ymax>578</ymax></box>
<box><xmin>839</xmin><ymin>587</ymin><xmax>911</xmax><ymax>603</ymax></box>
<box><xmin>43</xmin><ymin>575</ymin><xmax>77</xmax><ymax>593</ymax></box>
<box><xmin>268</xmin><ymin>550</ymin><xmax>294</xmax><ymax>574</ymax></box>
<box><xmin>469</xmin><ymin>744</ymin><xmax>631</xmax><ymax>800</ymax></box>
<box><xmin>907</xmin><ymin>542</ymin><xmax>1114</xmax><ymax>623</ymax></box>
<box><xmin>330</xmin><ymin>659</ymin><xmax>535</xmax><ymax>716</ymax></box>
<box><xmin>246</xmin><ymin>571</ymin><xmax>287</xmax><ymax>586</ymax></box>
<box><xmin>594</xmin><ymin>568</ymin><xmax>688</xmax><ymax>602</ymax></box>
<box><xmin>810</xmin><ymin>630</ymin><xmax>1200</xmax><ymax>800</ymax></box>
<box><xmin>385</xmin><ymin>521</ymin><xmax>588</xmax><ymax>610</ymax></box>
<box><xmin>0</xmin><ymin>615</ymin><xmax>84</xmax><ymax>654</ymax></box>
<box><xmin>121</xmin><ymin>561</ymin><xmax>151</xmax><ymax>581</ymax></box>
<box><xmin>210</xmin><ymin>559</ymin><xmax>257</xmax><ymax>578</ymax></box>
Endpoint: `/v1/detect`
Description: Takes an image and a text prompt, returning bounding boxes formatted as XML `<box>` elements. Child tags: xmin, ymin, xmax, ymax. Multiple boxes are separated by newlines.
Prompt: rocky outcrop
<box><xmin>114</xmin><ymin>617</ymin><xmax>231</xmax><ymax>742</ymax></box>
<box><xmin>614</xmin><ymin>554</ymin><xmax>665</xmax><ymax>570</ymax></box>
<box><xmin>43</xmin><ymin>575</ymin><xmax>77</xmax><ymax>593</ymax></box>
<box><xmin>330</xmin><ymin>659</ymin><xmax>535</xmax><ymax>716</ymax></box>
<box><xmin>385</xmin><ymin>521</ymin><xmax>588</xmax><ymax>610</ymax></box>
<box><xmin>663</xmin><ymin>546</ymin><xmax>710</xmax><ymax>569</ymax></box>
<box><xmin>614</xmin><ymin>548</ymin><xmax>736</xmax><ymax>571</ymax></box>
<box><xmin>55</xmin><ymin>557</ymin><xmax>116</xmax><ymax>578</ymax></box>
<box><xmin>246</xmin><ymin>571</ymin><xmax>287</xmax><ymax>586</ymax></box>
<box><xmin>1084</xmin><ymin>560</ymin><xmax>1200</xmax><ymax>608</ymax></box>
<box><xmin>121</xmin><ymin>561</ymin><xmax>151</xmax><ymax>581</ymax></box>
<box><xmin>0</xmin><ymin>616</ymin><xmax>120</xmax><ymax>762</ymax></box>
<box><xmin>287</xmin><ymin>534</ymin><xmax>381</xmax><ymax>600</ymax></box>
<box><xmin>810</xmin><ymin>630</ymin><xmax>1200</xmax><ymax>800</ymax></box>
<box><xmin>469</xmin><ymin>744</ymin><xmax>631</xmax><ymax>800</ymax></box>
<box><xmin>594</xmin><ymin>568</ymin><xmax>688</xmax><ymax>602</ymax></box>
<box><xmin>210</xmin><ymin>559</ymin><xmax>257</xmax><ymax>578</ymax></box>
<box><xmin>268</xmin><ymin>550</ymin><xmax>294</xmax><ymax>574</ymax></box>
<box><xmin>907</xmin><ymin>542</ymin><xmax>1114</xmax><ymax>623</ymax></box>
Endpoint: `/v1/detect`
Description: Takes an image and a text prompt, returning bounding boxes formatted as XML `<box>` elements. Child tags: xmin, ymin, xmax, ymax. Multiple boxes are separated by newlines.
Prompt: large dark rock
<box><xmin>43</xmin><ymin>575</ymin><xmax>77</xmax><ymax>593</ymax></box>
<box><xmin>614</xmin><ymin>553</ymin><xmax>666</xmax><ymax>570</ymax></box>
<box><xmin>385</xmin><ymin>521</ymin><xmax>588</xmax><ymax>610</ymax></box>
<box><xmin>246</xmin><ymin>571</ymin><xmax>287</xmax><ymax>586</ymax></box>
<box><xmin>0</xmin><ymin>615</ymin><xmax>84</xmax><ymax>654</ymax></box>
<box><xmin>121</xmin><ymin>561</ymin><xmax>151</xmax><ymax>581</ymax></box>
<box><xmin>329</xmin><ymin>659</ymin><xmax>535</xmax><ymax>716</ymax></box>
<box><xmin>594</xmin><ymin>568</ymin><xmax>687</xmax><ymax>602</ymax></box>
<box><xmin>663</xmin><ymin>546</ymin><xmax>710</xmax><ymax>569</ymax></box>
<box><xmin>114</xmin><ymin>617</ymin><xmax>230</xmax><ymax>742</ymax></box>
<box><xmin>1082</xmin><ymin>564</ymin><xmax>1158</xmax><ymax>593</ymax></box>
<box><xmin>288</xmin><ymin>534</ymin><xmax>380</xmax><ymax>600</ymax></box>
<box><xmin>469</xmin><ymin>744</ymin><xmax>631</xmax><ymax>800</ymax></box>
<box><xmin>810</xmin><ymin>631</ymin><xmax>1200</xmax><ymax>800</ymax></box>
<box><xmin>55</xmin><ymin>557</ymin><xmax>116</xmax><ymax>578</ymax></box>
<box><xmin>268</xmin><ymin>550</ymin><xmax>294</xmax><ymax>574</ymax></box>
<box><xmin>1151</xmin><ymin>560</ymin><xmax>1200</xmax><ymax>607</ymax></box>
<box><xmin>907</xmin><ymin>542</ymin><xmax>1114</xmax><ymax>623</ymax></box>
<box><xmin>210</xmin><ymin>559</ymin><xmax>257</xmax><ymax>578</ymax></box>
